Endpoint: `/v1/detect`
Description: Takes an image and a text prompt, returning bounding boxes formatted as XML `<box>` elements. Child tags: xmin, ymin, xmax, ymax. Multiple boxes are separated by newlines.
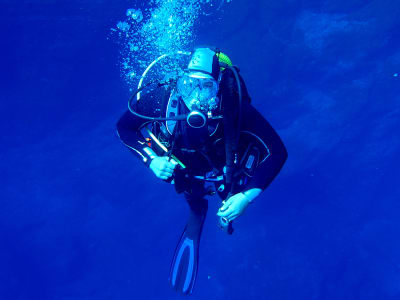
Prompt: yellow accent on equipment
<box><xmin>217</xmin><ymin>52</ymin><xmax>233</xmax><ymax>70</ymax></box>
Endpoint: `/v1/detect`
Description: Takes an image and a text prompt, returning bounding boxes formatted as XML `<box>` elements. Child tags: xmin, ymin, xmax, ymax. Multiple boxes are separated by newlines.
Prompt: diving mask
<box><xmin>176</xmin><ymin>73</ymin><xmax>219</xmax><ymax>112</ymax></box>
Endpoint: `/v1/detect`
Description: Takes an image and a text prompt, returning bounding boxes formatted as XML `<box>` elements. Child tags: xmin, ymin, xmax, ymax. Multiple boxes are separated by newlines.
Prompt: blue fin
<box><xmin>169</xmin><ymin>203</ymin><xmax>207</xmax><ymax>295</ymax></box>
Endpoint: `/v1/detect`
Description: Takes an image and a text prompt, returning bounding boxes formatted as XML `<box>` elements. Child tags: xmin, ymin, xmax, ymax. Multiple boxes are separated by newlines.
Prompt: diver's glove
<box><xmin>149</xmin><ymin>156</ymin><xmax>178</xmax><ymax>181</ymax></box>
<box><xmin>217</xmin><ymin>188</ymin><xmax>262</xmax><ymax>222</ymax></box>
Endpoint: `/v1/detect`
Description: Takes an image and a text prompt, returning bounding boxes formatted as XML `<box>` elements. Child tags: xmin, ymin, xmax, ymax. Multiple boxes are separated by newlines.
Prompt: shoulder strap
<box><xmin>220</xmin><ymin>68</ymin><xmax>242</xmax><ymax>190</ymax></box>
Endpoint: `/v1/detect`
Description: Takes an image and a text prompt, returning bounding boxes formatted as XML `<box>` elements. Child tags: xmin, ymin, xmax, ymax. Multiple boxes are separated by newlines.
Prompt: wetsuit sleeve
<box><xmin>116</xmin><ymin>110</ymin><xmax>153</xmax><ymax>166</ymax></box>
<box><xmin>241</xmin><ymin>102</ymin><xmax>288</xmax><ymax>191</ymax></box>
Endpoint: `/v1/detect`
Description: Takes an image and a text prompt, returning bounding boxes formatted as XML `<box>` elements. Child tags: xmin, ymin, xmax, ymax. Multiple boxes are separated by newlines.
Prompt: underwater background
<box><xmin>1</xmin><ymin>0</ymin><xmax>400</xmax><ymax>299</ymax></box>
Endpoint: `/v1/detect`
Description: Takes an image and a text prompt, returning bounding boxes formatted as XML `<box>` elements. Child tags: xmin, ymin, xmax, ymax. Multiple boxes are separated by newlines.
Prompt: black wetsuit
<box><xmin>116</xmin><ymin>74</ymin><xmax>287</xmax><ymax>198</ymax></box>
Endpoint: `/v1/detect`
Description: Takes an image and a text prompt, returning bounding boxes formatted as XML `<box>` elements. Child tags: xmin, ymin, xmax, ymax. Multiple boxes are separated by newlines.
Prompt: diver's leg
<box><xmin>169</xmin><ymin>180</ymin><xmax>207</xmax><ymax>295</ymax></box>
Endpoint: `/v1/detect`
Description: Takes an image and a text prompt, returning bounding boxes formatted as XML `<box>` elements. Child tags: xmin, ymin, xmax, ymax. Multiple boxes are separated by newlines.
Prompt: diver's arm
<box><xmin>116</xmin><ymin>110</ymin><xmax>155</xmax><ymax>166</ymax></box>
<box><xmin>217</xmin><ymin>106</ymin><xmax>287</xmax><ymax>222</ymax></box>
<box><xmin>116</xmin><ymin>110</ymin><xmax>178</xmax><ymax>181</ymax></box>
<box><xmin>241</xmin><ymin>102</ymin><xmax>288</xmax><ymax>193</ymax></box>
<box><xmin>241</xmin><ymin>188</ymin><xmax>262</xmax><ymax>202</ymax></box>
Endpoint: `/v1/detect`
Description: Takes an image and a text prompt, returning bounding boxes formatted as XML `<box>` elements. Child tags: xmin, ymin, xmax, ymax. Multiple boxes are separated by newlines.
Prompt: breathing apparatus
<box><xmin>127</xmin><ymin>47</ymin><xmax>242</xmax><ymax>130</ymax></box>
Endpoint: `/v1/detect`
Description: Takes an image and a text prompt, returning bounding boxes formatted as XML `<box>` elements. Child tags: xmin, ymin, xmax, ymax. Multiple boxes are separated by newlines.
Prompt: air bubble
<box><xmin>116</xmin><ymin>21</ymin><xmax>130</xmax><ymax>32</ymax></box>
<box><xmin>113</xmin><ymin>0</ymin><xmax>234</xmax><ymax>88</ymax></box>
<box><xmin>126</xmin><ymin>9</ymin><xmax>144</xmax><ymax>22</ymax></box>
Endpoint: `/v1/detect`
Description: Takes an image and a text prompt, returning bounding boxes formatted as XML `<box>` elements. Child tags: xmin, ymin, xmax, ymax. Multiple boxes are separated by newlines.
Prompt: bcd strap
<box><xmin>220</xmin><ymin>68</ymin><xmax>241</xmax><ymax>193</ymax></box>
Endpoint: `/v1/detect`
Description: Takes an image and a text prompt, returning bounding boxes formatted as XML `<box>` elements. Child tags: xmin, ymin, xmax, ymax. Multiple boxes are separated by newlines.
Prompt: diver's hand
<box><xmin>149</xmin><ymin>156</ymin><xmax>178</xmax><ymax>181</ymax></box>
<box><xmin>217</xmin><ymin>189</ymin><xmax>262</xmax><ymax>222</ymax></box>
<box><xmin>217</xmin><ymin>193</ymin><xmax>251</xmax><ymax>222</ymax></box>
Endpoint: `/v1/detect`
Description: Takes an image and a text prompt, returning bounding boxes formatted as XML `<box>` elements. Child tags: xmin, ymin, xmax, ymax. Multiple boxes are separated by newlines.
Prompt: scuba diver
<box><xmin>116</xmin><ymin>47</ymin><xmax>288</xmax><ymax>295</ymax></box>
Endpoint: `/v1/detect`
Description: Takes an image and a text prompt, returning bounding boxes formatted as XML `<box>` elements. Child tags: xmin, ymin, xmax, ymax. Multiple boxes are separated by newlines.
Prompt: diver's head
<box><xmin>174</xmin><ymin>47</ymin><xmax>234</xmax><ymax>128</ymax></box>
<box><xmin>176</xmin><ymin>47</ymin><xmax>221</xmax><ymax>114</ymax></box>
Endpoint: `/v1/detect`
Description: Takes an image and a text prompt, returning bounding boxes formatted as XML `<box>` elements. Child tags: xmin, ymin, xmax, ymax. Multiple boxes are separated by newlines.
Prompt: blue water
<box><xmin>1</xmin><ymin>1</ymin><xmax>400</xmax><ymax>299</ymax></box>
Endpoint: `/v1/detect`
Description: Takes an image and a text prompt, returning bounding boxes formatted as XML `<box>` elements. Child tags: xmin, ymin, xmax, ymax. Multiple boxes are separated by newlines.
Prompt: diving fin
<box><xmin>169</xmin><ymin>202</ymin><xmax>207</xmax><ymax>295</ymax></box>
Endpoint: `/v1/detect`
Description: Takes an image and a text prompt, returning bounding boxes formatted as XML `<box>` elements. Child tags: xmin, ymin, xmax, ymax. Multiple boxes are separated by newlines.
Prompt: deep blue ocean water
<box><xmin>1</xmin><ymin>1</ymin><xmax>400</xmax><ymax>299</ymax></box>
